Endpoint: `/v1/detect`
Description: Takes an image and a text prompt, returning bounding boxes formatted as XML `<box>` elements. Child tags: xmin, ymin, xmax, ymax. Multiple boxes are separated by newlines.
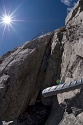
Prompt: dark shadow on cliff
<box><xmin>60</xmin><ymin>87</ymin><xmax>83</xmax><ymax>117</ymax></box>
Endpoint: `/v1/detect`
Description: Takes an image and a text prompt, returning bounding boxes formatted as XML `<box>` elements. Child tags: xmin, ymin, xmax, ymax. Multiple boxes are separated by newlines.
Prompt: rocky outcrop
<box><xmin>59</xmin><ymin>112</ymin><xmax>83</xmax><ymax>125</ymax></box>
<box><xmin>0</xmin><ymin>32</ymin><xmax>55</xmax><ymax>120</ymax></box>
<box><xmin>0</xmin><ymin>0</ymin><xmax>83</xmax><ymax>125</ymax></box>
<box><xmin>58</xmin><ymin>0</ymin><xmax>83</xmax><ymax>103</ymax></box>
<box><xmin>0</xmin><ymin>28</ymin><xmax>64</xmax><ymax>124</ymax></box>
<box><xmin>65</xmin><ymin>0</ymin><xmax>83</xmax><ymax>26</ymax></box>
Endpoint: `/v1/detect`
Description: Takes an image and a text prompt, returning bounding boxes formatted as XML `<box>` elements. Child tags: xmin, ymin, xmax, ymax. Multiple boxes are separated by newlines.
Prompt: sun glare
<box><xmin>0</xmin><ymin>6</ymin><xmax>25</xmax><ymax>38</ymax></box>
<box><xmin>0</xmin><ymin>12</ymin><xmax>15</xmax><ymax>37</ymax></box>
<box><xmin>3</xmin><ymin>15</ymin><xmax>12</xmax><ymax>24</ymax></box>
<box><xmin>0</xmin><ymin>6</ymin><xmax>23</xmax><ymax>38</ymax></box>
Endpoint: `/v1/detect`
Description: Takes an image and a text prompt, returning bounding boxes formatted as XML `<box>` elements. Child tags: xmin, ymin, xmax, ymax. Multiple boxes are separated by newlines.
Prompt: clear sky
<box><xmin>0</xmin><ymin>0</ymin><xmax>78</xmax><ymax>56</ymax></box>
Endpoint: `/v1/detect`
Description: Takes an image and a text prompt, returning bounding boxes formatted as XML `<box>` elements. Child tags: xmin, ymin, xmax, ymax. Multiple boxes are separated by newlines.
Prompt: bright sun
<box><xmin>0</xmin><ymin>12</ymin><xmax>15</xmax><ymax>32</ymax></box>
<box><xmin>0</xmin><ymin>12</ymin><xmax>15</xmax><ymax>37</ymax></box>
<box><xmin>0</xmin><ymin>7</ymin><xmax>24</xmax><ymax>38</ymax></box>
<box><xmin>3</xmin><ymin>16</ymin><xmax>12</xmax><ymax>25</ymax></box>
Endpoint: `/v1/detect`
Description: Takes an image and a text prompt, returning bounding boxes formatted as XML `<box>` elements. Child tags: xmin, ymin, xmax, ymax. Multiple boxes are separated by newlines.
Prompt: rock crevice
<box><xmin>0</xmin><ymin>0</ymin><xmax>83</xmax><ymax>125</ymax></box>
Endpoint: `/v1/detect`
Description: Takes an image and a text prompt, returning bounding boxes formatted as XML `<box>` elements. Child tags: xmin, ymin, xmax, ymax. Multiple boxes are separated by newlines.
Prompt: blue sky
<box><xmin>0</xmin><ymin>0</ymin><xmax>78</xmax><ymax>56</ymax></box>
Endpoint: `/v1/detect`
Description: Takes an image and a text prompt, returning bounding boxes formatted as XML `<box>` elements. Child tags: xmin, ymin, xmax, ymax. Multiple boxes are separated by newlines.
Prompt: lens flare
<box><xmin>0</xmin><ymin>6</ymin><xmax>24</xmax><ymax>38</ymax></box>
<box><xmin>3</xmin><ymin>15</ymin><xmax>11</xmax><ymax>24</ymax></box>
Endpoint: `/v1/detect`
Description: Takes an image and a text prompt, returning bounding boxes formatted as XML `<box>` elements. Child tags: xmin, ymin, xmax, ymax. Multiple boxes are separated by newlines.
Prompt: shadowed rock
<box><xmin>0</xmin><ymin>0</ymin><xmax>83</xmax><ymax>125</ymax></box>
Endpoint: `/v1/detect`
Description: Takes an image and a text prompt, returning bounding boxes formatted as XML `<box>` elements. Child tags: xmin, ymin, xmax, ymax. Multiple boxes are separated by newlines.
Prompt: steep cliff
<box><xmin>0</xmin><ymin>0</ymin><xmax>83</xmax><ymax>125</ymax></box>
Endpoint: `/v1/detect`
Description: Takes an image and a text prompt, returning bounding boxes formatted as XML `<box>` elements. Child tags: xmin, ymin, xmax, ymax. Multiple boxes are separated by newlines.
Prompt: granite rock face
<box><xmin>58</xmin><ymin>0</ymin><xmax>83</xmax><ymax>105</ymax></box>
<box><xmin>59</xmin><ymin>113</ymin><xmax>83</xmax><ymax>125</ymax></box>
<box><xmin>0</xmin><ymin>32</ymin><xmax>55</xmax><ymax>120</ymax></box>
<box><xmin>0</xmin><ymin>0</ymin><xmax>83</xmax><ymax>125</ymax></box>
<box><xmin>0</xmin><ymin>30</ymin><xmax>63</xmax><ymax>121</ymax></box>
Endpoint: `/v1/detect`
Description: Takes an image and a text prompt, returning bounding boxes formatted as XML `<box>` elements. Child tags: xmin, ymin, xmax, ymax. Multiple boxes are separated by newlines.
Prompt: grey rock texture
<box><xmin>0</xmin><ymin>32</ymin><xmax>55</xmax><ymax>120</ymax></box>
<box><xmin>59</xmin><ymin>113</ymin><xmax>83</xmax><ymax>125</ymax></box>
<box><xmin>65</xmin><ymin>0</ymin><xmax>83</xmax><ymax>26</ymax></box>
<box><xmin>0</xmin><ymin>0</ymin><xmax>83</xmax><ymax>125</ymax></box>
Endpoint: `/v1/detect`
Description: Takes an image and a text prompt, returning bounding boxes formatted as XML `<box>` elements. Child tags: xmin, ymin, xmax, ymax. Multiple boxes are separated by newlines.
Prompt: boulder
<box><xmin>0</xmin><ymin>0</ymin><xmax>83</xmax><ymax>125</ymax></box>
<box><xmin>0</xmin><ymin>32</ymin><xmax>56</xmax><ymax>120</ymax></box>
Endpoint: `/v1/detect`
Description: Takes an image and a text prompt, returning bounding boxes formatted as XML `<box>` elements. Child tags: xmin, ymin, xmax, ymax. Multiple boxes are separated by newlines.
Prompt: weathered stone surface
<box><xmin>65</xmin><ymin>0</ymin><xmax>83</xmax><ymax>26</ymax></box>
<box><xmin>59</xmin><ymin>112</ymin><xmax>83</xmax><ymax>125</ymax></box>
<box><xmin>0</xmin><ymin>0</ymin><xmax>83</xmax><ymax>125</ymax></box>
<box><xmin>59</xmin><ymin>113</ymin><xmax>81</xmax><ymax>125</ymax></box>
<box><xmin>0</xmin><ymin>32</ymin><xmax>55</xmax><ymax>120</ymax></box>
<box><xmin>0</xmin><ymin>28</ymin><xmax>64</xmax><ymax>122</ymax></box>
<box><xmin>57</xmin><ymin>0</ymin><xmax>83</xmax><ymax>124</ymax></box>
